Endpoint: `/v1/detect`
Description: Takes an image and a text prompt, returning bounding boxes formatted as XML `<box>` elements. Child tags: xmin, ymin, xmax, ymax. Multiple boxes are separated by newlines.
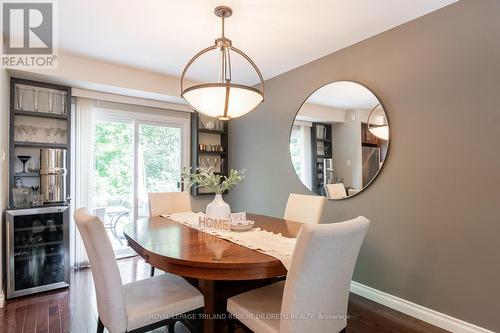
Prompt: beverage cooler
<box><xmin>6</xmin><ymin>206</ymin><xmax>70</xmax><ymax>298</ymax></box>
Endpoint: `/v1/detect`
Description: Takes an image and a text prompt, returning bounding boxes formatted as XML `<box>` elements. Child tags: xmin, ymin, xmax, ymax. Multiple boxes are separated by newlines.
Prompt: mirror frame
<box><xmin>288</xmin><ymin>80</ymin><xmax>391</xmax><ymax>200</ymax></box>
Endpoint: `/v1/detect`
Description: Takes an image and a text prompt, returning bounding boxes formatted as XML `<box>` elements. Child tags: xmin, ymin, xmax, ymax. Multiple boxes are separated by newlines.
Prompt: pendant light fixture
<box><xmin>367</xmin><ymin>104</ymin><xmax>389</xmax><ymax>140</ymax></box>
<box><xmin>180</xmin><ymin>6</ymin><xmax>265</xmax><ymax>120</ymax></box>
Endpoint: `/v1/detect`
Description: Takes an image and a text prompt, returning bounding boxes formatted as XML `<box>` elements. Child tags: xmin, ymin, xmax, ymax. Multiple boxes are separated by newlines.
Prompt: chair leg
<box><xmin>168</xmin><ymin>320</ymin><xmax>176</xmax><ymax>333</ymax></box>
<box><xmin>97</xmin><ymin>317</ymin><xmax>104</xmax><ymax>333</ymax></box>
<box><xmin>150</xmin><ymin>266</ymin><xmax>155</xmax><ymax>277</ymax></box>
<box><xmin>227</xmin><ymin>318</ymin><xmax>236</xmax><ymax>333</ymax></box>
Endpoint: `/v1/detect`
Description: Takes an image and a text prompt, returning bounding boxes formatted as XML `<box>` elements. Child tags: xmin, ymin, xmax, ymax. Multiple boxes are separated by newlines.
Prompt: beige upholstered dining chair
<box><xmin>149</xmin><ymin>191</ymin><xmax>192</xmax><ymax>217</ymax></box>
<box><xmin>227</xmin><ymin>216</ymin><xmax>370</xmax><ymax>333</ymax></box>
<box><xmin>148</xmin><ymin>191</ymin><xmax>192</xmax><ymax>276</ymax></box>
<box><xmin>284</xmin><ymin>193</ymin><xmax>327</xmax><ymax>224</ymax></box>
<box><xmin>325</xmin><ymin>183</ymin><xmax>347</xmax><ymax>200</ymax></box>
<box><xmin>74</xmin><ymin>208</ymin><xmax>204</xmax><ymax>333</ymax></box>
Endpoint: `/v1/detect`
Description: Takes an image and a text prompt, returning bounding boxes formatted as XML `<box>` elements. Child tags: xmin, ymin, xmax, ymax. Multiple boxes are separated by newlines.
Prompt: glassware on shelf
<box><xmin>33</xmin><ymin>88</ymin><xmax>39</xmax><ymax>112</ymax></box>
<box><xmin>27</xmin><ymin>161</ymin><xmax>40</xmax><ymax>174</ymax></box>
<box><xmin>16</xmin><ymin>85</ymin><xmax>23</xmax><ymax>110</ymax></box>
<box><xmin>59</xmin><ymin>128</ymin><xmax>67</xmax><ymax>144</ymax></box>
<box><xmin>12</xmin><ymin>188</ymin><xmax>30</xmax><ymax>208</ymax></box>
<box><xmin>17</xmin><ymin>155</ymin><xmax>31</xmax><ymax>173</ymax></box>
<box><xmin>48</xmin><ymin>91</ymin><xmax>54</xmax><ymax>113</ymax></box>
<box><xmin>61</xmin><ymin>93</ymin><xmax>66</xmax><ymax>115</ymax></box>
<box><xmin>31</xmin><ymin>186</ymin><xmax>43</xmax><ymax>206</ymax></box>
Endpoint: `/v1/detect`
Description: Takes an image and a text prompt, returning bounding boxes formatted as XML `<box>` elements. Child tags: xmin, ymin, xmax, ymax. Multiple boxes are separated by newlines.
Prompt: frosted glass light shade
<box><xmin>182</xmin><ymin>83</ymin><xmax>263</xmax><ymax>119</ymax></box>
<box><xmin>369</xmin><ymin>125</ymin><xmax>389</xmax><ymax>140</ymax></box>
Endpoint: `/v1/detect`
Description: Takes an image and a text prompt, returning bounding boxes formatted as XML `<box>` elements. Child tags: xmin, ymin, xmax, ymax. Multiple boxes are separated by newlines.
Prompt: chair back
<box><xmin>281</xmin><ymin>217</ymin><xmax>370</xmax><ymax>333</ymax></box>
<box><xmin>74</xmin><ymin>208</ymin><xmax>127</xmax><ymax>333</ymax></box>
<box><xmin>148</xmin><ymin>191</ymin><xmax>192</xmax><ymax>217</ymax></box>
<box><xmin>284</xmin><ymin>193</ymin><xmax>326</xmax><ymax>224</ymax></box>
<box><xmin>325</xmin><ymin>183</ymin><xmax>347</xmax><ymax>199</ymax></box>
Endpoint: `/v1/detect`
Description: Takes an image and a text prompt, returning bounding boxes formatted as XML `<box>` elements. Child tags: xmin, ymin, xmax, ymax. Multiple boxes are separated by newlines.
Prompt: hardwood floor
<box><xmin>0</xmin><ymin>257</ymin><xmax>449</xmax><ymax>333</ymax></box>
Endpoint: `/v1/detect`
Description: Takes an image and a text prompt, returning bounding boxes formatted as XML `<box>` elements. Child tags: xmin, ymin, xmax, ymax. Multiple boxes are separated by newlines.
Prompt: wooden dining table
<box><xmin>123</xmin><ymin>213</ymin><xmax>302</xmax><ymax>333</ymax></box>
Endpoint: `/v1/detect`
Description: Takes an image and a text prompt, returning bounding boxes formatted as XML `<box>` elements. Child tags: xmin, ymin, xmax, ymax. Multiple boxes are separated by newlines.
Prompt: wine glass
<box><xmin>45</xmin><ymin>127</ymin><xmax>54</xmax><ymax>143</ymax></box>
<box><xmin>17</xmin><ymin>155</ymin><xmax>31</xmax><ymax>173</ymax></box>
<box><xmin>214</xmin><ymin>157</ymin><xmax>220</xmax><ymax>172</ymax></box>
<box><xmin>59</xmin><ymin>128</ymin><xmax>67</xmax><ymax>144</ymax></box>
<box><xmin>16</xmin><ymin>86</ymin><xmax>23</xmax><ymax>110</ymax></box>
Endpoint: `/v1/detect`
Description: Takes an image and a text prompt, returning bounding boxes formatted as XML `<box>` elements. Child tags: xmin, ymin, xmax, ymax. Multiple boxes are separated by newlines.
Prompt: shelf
<box><xmin>14</xmin><ymin>141</ymin><xmax>67</xmax><ymax>149</ymax></box>
<box><xmin>15</xmin><ymin>225</ymin><xmax>61</xmax><ymax>232</ymax></box>
<box><xmin>316</xmin><ymin>138</ymin><xmax>332</xmax><ymax>143</ymax></box>
<box><xmin>14</xmin><ymin>110</ymin><xmax>68</xmax><ymax>119</ymax></box>
<box><xmin>14</xmin><ymin>172</ymin><xmax>40</xmax><ymax>177</ymax></box>
<box><xmin>198</xmin><ymin>150</ymin><xmax>227</xmax><ymax>155</ymax></box>
<box><xmin>198</xmin><ymin>129</ymin><xmax>227</xmax><ymax>135</ymax></box>
<box><xmin>15</xmin><ymin>240</ymin><xmax>63</xmax><ymax>250</ymax></box>
<box><xmin>15</xmin><ymin>252</ymin><xmax>62</xmax><ymax>261</ymax></box>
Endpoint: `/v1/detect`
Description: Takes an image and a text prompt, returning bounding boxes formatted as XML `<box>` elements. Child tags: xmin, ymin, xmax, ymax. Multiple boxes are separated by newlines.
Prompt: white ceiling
<box><xmin>306</xmin><ymin>81</ymin><xmax>380</xmax><ymax>109</ymax></box>
<box><xmin>58</xmin><ymin>0</ymin><xmax>457</xmax><ymax>85</ymax></box>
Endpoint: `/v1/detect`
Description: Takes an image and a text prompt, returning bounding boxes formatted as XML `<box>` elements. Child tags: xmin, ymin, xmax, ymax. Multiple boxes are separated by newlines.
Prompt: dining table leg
<box><xmin>199</xmin><ymin>279</ymin><xmax>215</xmax><ymax>333</ymax></box>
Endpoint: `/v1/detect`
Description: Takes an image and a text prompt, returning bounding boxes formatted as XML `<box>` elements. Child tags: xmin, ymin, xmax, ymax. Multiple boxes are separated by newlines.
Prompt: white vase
<box><xmin>206</xmin><ymin>193</ymin><xmax>231</xmax><ymax>219</ymax></box>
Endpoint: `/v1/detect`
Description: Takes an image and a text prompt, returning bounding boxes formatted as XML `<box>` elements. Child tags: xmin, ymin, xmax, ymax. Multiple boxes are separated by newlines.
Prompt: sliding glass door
<box><xmin>92</xmin><ymin>111</ymin><xmax>188</xmax><ymax>256</ymax></box>
<box><xmin>137</xmin><ymin>123</ymin><xmax>182</xmax><ymax>219</ymax></box>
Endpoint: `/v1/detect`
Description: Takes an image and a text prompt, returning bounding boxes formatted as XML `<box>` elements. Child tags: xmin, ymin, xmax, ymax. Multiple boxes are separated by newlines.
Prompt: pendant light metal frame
<box><xmin>180</xmin><ymin>6</ymin><xmax>265</xmax><ymax>120</ymax></box>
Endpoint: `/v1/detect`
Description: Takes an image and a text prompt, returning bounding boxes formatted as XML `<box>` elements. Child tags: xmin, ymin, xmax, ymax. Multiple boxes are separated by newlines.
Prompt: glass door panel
<box><xmin>137</xmin><ymin>123</ymin><xmax>182</xmax><ymax>219</ymax></box>
<box><xmin>13</xmin><ymin>212</ymin><xmax>65</xmax><ymax>290</ymax></box>
<box><xmin>92</xmin><ymin>119</ymin><xmax>133</xmax><ymax>256</ymax></box>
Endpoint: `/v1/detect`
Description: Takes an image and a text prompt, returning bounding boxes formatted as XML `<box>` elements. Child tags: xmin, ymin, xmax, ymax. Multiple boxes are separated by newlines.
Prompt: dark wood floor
<box><xmin>0</xmin><ymin>257</ymin><xmax>448</xmax><ymax>333</ymax></box>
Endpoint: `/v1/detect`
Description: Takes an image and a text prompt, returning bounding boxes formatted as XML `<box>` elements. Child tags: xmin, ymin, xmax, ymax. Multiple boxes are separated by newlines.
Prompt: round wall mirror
<box><xmin>289</xmin><ymin>81</ymin><xmax>389</xmax><ymax>200</ymax></box>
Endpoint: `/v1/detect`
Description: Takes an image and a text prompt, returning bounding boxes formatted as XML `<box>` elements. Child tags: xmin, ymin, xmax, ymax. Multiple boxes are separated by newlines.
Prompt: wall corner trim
<box><xmin>350</xmin><ymin>281</ymin><xmax>494</xmax><ymax>333</ymax></box>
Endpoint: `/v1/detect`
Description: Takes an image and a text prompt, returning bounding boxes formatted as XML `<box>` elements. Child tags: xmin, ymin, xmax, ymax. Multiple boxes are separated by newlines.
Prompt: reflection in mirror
<box><xmin>289</xmin><ymin>81</ymin><xmax>389</xmax><ymax>200</ymax></box>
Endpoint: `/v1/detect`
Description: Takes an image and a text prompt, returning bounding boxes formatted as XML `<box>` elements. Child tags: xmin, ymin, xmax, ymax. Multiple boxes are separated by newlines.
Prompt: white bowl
<box><xmin>230</xmin><ymin>220</ymin><xmax>254</xmax><ymax>231</ymax></box>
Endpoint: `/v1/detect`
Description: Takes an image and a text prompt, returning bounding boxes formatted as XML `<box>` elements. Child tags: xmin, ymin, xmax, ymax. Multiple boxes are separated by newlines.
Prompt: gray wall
<box><xmin>226</xmin><ymin>0</ymin><xmax>500</xmax><ymax>330</ymax></box>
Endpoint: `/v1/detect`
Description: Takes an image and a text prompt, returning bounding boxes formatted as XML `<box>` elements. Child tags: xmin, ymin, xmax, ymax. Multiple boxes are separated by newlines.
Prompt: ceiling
<box><xmin>58</xmin><ymin>0</ymin><xmax>457</xmax><ymax>85</ymax></box>
<box><xmin>306</xmin><ymin>81</ymin><xmax>380</xmax><ymax>109</ymax></box>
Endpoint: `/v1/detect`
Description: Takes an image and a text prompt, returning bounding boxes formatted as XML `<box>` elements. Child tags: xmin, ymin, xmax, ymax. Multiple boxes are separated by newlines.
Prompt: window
<box><xmin>290</xmin><ymin>124</ymin><xmax>312</xmax><ymax>189</ymax></box>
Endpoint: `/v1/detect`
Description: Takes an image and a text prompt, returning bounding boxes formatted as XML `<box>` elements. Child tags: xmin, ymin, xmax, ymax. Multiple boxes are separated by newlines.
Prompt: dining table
<box><xmin>123</xmin><ymin>213</ymin><xmax>302</xmax><ymax>333</ymax></box>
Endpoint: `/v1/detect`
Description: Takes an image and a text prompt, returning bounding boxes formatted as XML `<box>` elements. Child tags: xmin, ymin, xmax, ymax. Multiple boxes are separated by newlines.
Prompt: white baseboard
<box><xmin>350</xmin><ymin>281</ymin><xmax>494</xmax><ymax>333</ymax></box>
<box><xmin>0</xmin><ymin>291</ymin><xmax>4</xmax><ymax>308</ymax></box>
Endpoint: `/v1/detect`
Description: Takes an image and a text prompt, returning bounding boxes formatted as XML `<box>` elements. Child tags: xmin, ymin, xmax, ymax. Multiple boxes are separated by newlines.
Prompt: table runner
<box><xmin>161</xmin><ymin>211</ymin><xmax>297</xmax><ymax>269</ymax></box>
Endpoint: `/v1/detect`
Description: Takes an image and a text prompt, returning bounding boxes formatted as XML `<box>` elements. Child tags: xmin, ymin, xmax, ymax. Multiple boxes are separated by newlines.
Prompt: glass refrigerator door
<box><xmin>13</xmin><ymin>212</ymin><xmax>65</xmax><ymax>290</ymax></box>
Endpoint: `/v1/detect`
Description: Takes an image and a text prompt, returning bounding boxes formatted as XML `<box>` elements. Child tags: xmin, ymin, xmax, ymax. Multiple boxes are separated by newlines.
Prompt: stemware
<box><xmin>17</xmin><ymin>155</ymin><xmax>31</xmax><ymax>173</ymax></box>
<box><xmin>213</xmin><ymin>157</ymin><xmax>220</xmax><ymax>172</ymax></box>
<box><xmin>16</xmin><ymin>125</ymin><xmax>25</xmax><ymax>141</ymax></box>
<box><xmin>33</xmin><ymin>88</ymin><xmax>39</xmax><ymax>112</ymax></box>
<box><xmin>27</xmin><ymin>161</ymin><xmax>40</xmax><ymax>174</ymax></box>
<box><xmin>22</xmin><ymin>125</ymin><xmax>31</xmax><ymax>142</ymax></box>
<box><xmin>61</xmin><ymin>93</ymin><xmax>66</xmax><ymax>115</ymax></box>
<box><xmin>16</xmin><ymin>86</ymin><xmax>23</xmax><ymax>110</ymax></box>
<box><xmin>59</xmin><ymin>128</ymin><xmax>67</xmax><ymax>144</ymax></box>
<box><xmin>48</xmin><ymin>91</ymin><xmax>54</xmax><ymax>113</ymax></box>
<box><xmin>45</xmin><ymin>127</ymin><xmax>55</xmax><ymax>143</ymax></box>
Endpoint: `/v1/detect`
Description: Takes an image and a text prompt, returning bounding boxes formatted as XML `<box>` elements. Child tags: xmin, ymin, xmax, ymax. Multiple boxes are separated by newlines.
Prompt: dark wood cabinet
<box><xmin>311</xmin><ymin>123</ymin><xmax>332</xmax><ymax>196</ymax></box>
<box><xmin>190</xmin><ymin>112</ymin><xmax>229</xmax><ymax>196</ymax></box>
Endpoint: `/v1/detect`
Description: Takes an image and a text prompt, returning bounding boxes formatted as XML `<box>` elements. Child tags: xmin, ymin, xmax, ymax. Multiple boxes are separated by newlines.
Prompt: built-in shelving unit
<box><xmin>190</xmin><ymin>112</ymin><xmax>229</xmax><ymax>196</ymax></box>
<box><xmin>311</xmin><ymin>122</ymin><xmax>333</xmax><ymax>196</ymax></box>
<box><xmin>8</xmin><ymin>77</ymin><xmax>72</xmax><ymax>208</ymax></box>
<box><xmin>5</xmin><ymin>78</ymin><xmax>72</xmax><ymax>299</ymax></box>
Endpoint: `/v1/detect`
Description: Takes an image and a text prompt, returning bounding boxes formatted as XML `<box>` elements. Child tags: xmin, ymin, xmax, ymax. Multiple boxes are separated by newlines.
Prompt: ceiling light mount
<box><xmin>180</xmin><ymin>6</ymin><xmax>265</xmax><ymax>120</ymax></box>
<box><xmin>214</xmin><ymin>6</ymin><xmax>232</xmax><ymax>19</ymax></box>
